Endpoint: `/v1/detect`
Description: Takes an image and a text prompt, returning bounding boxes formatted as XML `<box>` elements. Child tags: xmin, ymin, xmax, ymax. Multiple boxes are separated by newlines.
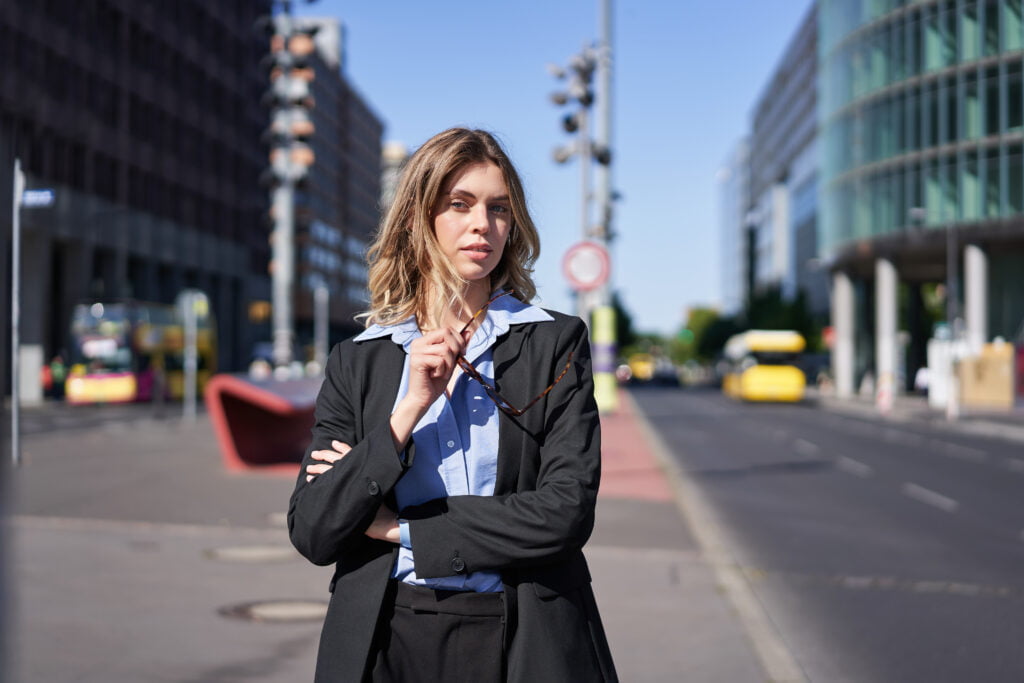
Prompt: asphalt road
<box><xmin>632</xmin><ymin>385</ymin><xmax>1024</xmax><ymax>683</ymax></box>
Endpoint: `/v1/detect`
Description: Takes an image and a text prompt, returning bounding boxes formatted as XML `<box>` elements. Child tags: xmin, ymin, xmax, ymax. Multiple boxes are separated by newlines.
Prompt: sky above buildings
<box><xmin>297</xmin><ymin>0</ymin><xmax>814</xmax><ymax>336</ymax></box>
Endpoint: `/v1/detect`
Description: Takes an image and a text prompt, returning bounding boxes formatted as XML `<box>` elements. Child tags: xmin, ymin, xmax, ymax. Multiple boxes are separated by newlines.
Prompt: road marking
<box><xmin>882</xmin><ymin>429</ymin><xmax>924</xmax><ymax>446</ymax></box>
<box><xmin>933</xmin><ymin>440</ymin><xmax>989</xmax><ymax>463</ymax></box>
<box><xmin>743</xmin><ymin>567</ymin><xmax>1018</xmax><ymax>599</ymax></box>
<box><xmin>836</xmin><ymin>456</ymin><xmax>874</xmax><ymax>478</ymax></box>
<box><xmin>794</xmin><ymin>438</ymin><xmax>820</xmax><ymax>457</ymax></box>
<box><xmin>902</xmin><ymin>483</ymin><xmax>959</xmax><ymax>513</ymax></box>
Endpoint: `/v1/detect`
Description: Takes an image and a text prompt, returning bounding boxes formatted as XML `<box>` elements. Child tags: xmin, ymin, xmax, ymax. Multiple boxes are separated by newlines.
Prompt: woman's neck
<box><xmin>422</xmin><ymin>279</ymin><xmax>492</xmax><ymax>332</ymax></box>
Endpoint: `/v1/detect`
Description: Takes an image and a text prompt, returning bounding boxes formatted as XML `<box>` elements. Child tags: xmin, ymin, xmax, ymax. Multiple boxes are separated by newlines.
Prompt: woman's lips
<box><xmin>461</xmin><ymin>245</ymin><xmax>492</xmax><ymax>261</ymax></box>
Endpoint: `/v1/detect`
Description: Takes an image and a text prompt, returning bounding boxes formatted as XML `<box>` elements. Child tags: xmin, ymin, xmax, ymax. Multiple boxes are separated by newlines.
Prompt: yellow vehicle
<box><xmin>65</xmin><ymin>298</ymin><xmax>216</xmax><ymax>404</ymax></box>
<box><xmin>627</xmin><ymin>353</ymin><xmax>655</xmax><ymax>382</ymax></box>
<box><xmin>722</xmin><ymin>330</ymin><xmax>806</xmax><ymax>402</ymax></box>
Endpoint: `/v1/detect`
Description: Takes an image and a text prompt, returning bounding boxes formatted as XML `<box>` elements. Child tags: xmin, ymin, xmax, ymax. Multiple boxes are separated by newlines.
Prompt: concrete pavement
<box><xmin>808</xmin><ymin>387</ymin><xmax>1024</xmax><ymax>444</ymax></box>
<box><xmin>5</xmin><ymin>389</ymin><xmax>771</xmax><ymax>682</ymax></box>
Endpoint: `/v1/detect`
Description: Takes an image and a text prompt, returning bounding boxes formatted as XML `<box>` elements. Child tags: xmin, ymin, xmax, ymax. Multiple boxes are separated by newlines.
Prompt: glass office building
<box><xmin>820</xmin><ymin>0</ymin><xmax>1024</xmax><ymax>393</ymax></box>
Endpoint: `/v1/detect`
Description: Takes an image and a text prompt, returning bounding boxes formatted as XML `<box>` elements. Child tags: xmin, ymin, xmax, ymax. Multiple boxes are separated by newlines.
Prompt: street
<box><xmin>4</xmin><ymin>395</ymin><xmax>767</xmax><ymax>683</ymax></box>
<box><xmin>632</xmin><ymin>385</ymin><xmax>1024</xmax><ymax>683</ymax></box>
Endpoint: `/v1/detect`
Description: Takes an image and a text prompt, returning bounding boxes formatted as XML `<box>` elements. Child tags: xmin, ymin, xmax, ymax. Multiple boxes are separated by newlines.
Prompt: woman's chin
<box><xmin>457</xmin><ymin>263</ymin><xmax>496</xmax><ymax>284</ymax></box>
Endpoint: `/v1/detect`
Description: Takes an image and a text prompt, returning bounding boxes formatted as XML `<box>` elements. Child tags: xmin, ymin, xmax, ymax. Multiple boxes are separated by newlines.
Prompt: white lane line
<box><xmin>794</xmin><ymin>438</ymin><xmax>820</xmax><ymax>457</ymax></box>
<box><xmin>902</xmin><ymin>483</ymin><xmax>959</xmax><ymax>513</ymax></box>
<box><xmin>933</xmin><ymin>441</ymin><xmax>989</xmax><ymax>463</ymax></box>
<box><xmin>836</xmin><ymin>456</ymin><xmax>874</xmax><ymax>478</ymax></box>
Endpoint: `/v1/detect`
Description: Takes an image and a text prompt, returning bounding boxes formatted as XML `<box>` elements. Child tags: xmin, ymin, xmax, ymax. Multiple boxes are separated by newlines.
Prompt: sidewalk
<box><xmin>808</xmin><ymin>387</ymin><xmax>1024</xmax><ymax>443</ymax></box>
<box><xmin>5</xmin><ymin>390</ymin><xmax>770</xmax><ymax>682</ymax></box>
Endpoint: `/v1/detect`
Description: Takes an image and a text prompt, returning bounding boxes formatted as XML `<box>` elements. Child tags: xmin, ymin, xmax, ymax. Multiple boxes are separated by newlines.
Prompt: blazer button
<box><xmin>451</xmin><ymin>557</ymin><xmax>466</xmax><ymax>573</ymax></box>
<box><xmin>367</xmin><ymin>480</ymin><xmax>381</xmax><ymax>496</ymax></box>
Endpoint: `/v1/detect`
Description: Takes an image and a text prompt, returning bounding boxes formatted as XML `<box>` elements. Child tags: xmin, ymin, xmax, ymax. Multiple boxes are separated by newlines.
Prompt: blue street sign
<box><xmin>22</xmin><ymin>189</ymin><xmax>55</xmax><ymax>208</ymax></box>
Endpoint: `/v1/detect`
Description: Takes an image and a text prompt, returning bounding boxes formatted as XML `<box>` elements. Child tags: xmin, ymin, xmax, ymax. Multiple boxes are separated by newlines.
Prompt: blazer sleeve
<box><xmin>287</xmin><ymin>341</ymin><xmax>411</xmax><ymax>566</ymax></box>
<box><xmin>401</xmin><ymin>318</ymin><xmax>601</xmax><ymax>578</ymax></box>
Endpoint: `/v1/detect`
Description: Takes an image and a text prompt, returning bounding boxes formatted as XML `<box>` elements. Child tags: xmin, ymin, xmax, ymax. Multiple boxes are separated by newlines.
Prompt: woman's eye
<box><xmin>490</xmin><ymin>205</ymin><xmax>509</xmax><ymax>214</ymax></box>
<box><xmin>450</xmin><ymin>199</ymin><xmax>469</xmax><ymax>209</ymax></box>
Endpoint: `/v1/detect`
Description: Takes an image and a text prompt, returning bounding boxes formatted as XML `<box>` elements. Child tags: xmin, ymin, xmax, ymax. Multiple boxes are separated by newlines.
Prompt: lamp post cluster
<box><xmin>548</xmin><ymin>47</ymin><xmax>612</xmax><ymax>252</ymax></box>
<box><xmin>259</xmin><ymin>0</ymin><xmax>319</xmax><ymax>370</ymax></box>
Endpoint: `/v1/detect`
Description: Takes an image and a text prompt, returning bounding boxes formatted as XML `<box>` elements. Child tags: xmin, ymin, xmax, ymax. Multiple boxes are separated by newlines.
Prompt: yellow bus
<box><xmin>722</xmin><ymin>330</ymin><xmax>806</xmax><ymax>402</ymax></box>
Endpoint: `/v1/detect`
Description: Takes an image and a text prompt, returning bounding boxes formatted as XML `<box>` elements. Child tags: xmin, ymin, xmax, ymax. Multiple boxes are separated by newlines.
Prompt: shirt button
<box><xmin>446</xmin><ymin>440</ymin><xmax>455</xmax><ymax>448</ymax></box>
<box><xmin>366</xmin><ymin>481</ymin><xmax>380</xmax><ymax>496</ymax></box>
<box><xmin>451</xmin><ymin>557</ymin><xmax>466</xmax><ymax>573</ymax></box>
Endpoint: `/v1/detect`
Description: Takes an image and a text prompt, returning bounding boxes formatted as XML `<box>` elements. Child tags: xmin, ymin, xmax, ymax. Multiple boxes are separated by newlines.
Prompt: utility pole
<box><xmin>548</xmin><ymin>0</ymin><xmax>617</xmax><ymax>413</ymax></box>
<box><xmin>11</xmin><ymin>159</ymin><xmax>23</xmax><ymax>467</ymax></box>
<box><xmin>590</xmin><ymin>0</ymin><xmax>618</xmax><ymax>413</ymax></box>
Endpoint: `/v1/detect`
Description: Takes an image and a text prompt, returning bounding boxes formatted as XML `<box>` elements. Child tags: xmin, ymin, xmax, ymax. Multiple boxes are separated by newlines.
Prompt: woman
<box><xmin>288</xmin><ymin>128</ymin><xmax>617</xmax><ymax>682</ymax></box>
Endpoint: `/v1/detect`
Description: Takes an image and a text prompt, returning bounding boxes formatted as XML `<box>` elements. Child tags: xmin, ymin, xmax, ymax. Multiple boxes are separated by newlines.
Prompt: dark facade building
<box><xmin>0</xmin><ymin>0</ymin><xmax>272</xmax><ymax>398</ymax></box>
<box><xmin>0</xmin><ymin>2</ymin><xmax>385</xmax><ymax>401</ymax></box>
<box><xmin>290</xmin><ymin>18</ymin><xmax>383</xmax><ymax>346</ymax></box>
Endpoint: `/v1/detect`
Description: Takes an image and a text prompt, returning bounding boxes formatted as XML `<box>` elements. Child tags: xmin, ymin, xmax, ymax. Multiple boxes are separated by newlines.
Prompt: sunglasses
<box><xmin>456</xmin><ymin>290</ymin><xmax>574</xmax><ymax>417</ymax></box>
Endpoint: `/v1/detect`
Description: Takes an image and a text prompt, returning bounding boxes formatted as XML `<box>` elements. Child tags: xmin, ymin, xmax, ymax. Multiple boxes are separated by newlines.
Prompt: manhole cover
<box><xmin>219</xmin><ymin>599</ymin><xmax>328</xmax><ymax>623</ymax></box>
<box><xmin>203</xmin><ymin>545</ymin><xmax>297</xmax><ymax>563</ymax></box>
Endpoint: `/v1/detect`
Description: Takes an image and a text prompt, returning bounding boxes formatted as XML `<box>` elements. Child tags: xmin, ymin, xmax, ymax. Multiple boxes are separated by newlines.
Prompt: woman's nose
<box><xmin>470</xmin><ymin>206</ymin><xmax>490</xmax><ymax>232</ymax></box>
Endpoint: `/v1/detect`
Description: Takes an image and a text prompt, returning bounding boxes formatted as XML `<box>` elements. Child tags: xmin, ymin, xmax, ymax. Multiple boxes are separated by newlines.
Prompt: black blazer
<box><xmin>288</xmin><ymin>311</ymin><xmax>618</xmax><ymax>682</ymax></box>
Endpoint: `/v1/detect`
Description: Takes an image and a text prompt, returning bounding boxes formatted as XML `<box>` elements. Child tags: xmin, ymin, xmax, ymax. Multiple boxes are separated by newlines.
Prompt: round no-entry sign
<box><xmin>562</xmin><ymin>241</ymin><xmax>610</xmax><ymax>292</ymax></box>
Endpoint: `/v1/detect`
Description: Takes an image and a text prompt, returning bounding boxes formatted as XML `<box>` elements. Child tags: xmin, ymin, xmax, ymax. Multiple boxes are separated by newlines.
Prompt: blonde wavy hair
<box><xmin>361</xmin><ymin>128</ymin><xmax>540</xmax><ymax>329</ymax></box>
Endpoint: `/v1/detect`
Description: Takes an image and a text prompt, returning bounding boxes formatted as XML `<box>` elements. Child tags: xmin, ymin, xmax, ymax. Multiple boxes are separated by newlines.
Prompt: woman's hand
<box><xmin>389</xmin><ymin>327</ymin><xmax>466</xmax><ymax>450</ymax></box>
<box><xmin>305</xmin><ymin>440</ymin><xmax>351</xmax><ymax>482</ymax></box>
<box><xmin>404</xmin><ymin>327</ymin><xmax>466</xmax><ymax>410</ymax></box>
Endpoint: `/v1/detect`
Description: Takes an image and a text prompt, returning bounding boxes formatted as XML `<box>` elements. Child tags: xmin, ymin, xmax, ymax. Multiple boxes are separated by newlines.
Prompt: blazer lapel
<box><xmin>492</xmin><ymin>325</ymin><xmax>533</xmax><ymax>494</ymax></box>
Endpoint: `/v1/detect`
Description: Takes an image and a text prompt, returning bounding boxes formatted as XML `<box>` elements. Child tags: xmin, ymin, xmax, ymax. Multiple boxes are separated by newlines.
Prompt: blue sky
<box><xmin>296</xmin><ymin>0</ymin><xmax>814</xmax><ymax>336</ymax></box>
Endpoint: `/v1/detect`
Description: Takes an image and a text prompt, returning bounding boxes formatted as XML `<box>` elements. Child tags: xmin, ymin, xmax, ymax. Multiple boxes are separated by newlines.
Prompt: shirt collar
<box><xmin>353</xmin><ymin>289</ymin><xmax>553</xmax><ymax>356</ymax></box>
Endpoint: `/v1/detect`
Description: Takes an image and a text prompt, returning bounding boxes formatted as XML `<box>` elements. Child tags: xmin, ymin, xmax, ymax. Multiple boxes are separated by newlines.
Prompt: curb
<box><xmin>622</xmin><ymin>390</ymin><xmax>808</xmax><ymax>683</ymax></box>
<box><xmin>812</xmin><ymin>395</ymin><xmax>1024</xmax><ymax>444</ymax></box>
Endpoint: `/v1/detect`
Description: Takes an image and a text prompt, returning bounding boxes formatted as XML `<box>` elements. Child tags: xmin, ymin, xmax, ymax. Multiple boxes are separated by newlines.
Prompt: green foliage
<box><xmin>611</xmin><ymin>291</ymin><xmax>637</xmax><ymax>350</ymax></box>
<box><xmin>743</xmin><ymin>285</ymin><xmax>821</xmax><ymax>349</ymax></box>
<box><xmin>609</xmin><ymin>286</ymin><xmax>826</xmax><ymax>367</ymax></box>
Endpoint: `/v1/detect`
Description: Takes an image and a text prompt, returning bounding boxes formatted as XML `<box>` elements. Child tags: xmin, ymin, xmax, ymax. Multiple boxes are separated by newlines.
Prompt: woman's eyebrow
<box><xmin>449</xmin><ymin>188</ymin><xmax>511</xmax><ymax>202</ymax></box>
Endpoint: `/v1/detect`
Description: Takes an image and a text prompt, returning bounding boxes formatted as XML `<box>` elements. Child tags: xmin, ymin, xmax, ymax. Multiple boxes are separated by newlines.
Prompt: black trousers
<box><xmin>366</xmin><ymin>581</ymin><xmax>505</xmax><ymax>683</ymax></box>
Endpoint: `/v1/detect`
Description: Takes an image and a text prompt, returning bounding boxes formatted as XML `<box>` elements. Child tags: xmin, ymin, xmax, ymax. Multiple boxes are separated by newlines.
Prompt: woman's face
<box><xmin>432</xmin><ymin>162</ymin><xmax>512</xmax><ymax>288</ymax></box>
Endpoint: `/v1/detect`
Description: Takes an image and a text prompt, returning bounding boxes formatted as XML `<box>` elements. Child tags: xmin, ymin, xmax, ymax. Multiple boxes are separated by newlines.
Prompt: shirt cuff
<box><xmin>398</xmin><ymin>519</ymin><xmax>411</xmax><ymax>549</ymax></box>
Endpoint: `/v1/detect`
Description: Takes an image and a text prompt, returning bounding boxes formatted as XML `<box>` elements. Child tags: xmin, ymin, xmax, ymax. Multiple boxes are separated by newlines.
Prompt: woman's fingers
<box><xmin>306</xmin><ymin>441</ymin><xmax>353</xmax><ymax>481</ymax></box>
<box><xmin>305</xmin><ymin>462</ymin><xmax>333</xmax><ymax>482</ymax></box>
<box><xmin>311</xmin><ymin>440</ymin><xmax>352</xmax><ymax>463</ymax></box>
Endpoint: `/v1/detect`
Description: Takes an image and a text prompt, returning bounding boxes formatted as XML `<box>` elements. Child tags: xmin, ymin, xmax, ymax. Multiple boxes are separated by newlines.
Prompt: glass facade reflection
<box><xmin>820</xmin><ymin>0</ymin><xmax>1024</xmax><ymax>252</ymax></box>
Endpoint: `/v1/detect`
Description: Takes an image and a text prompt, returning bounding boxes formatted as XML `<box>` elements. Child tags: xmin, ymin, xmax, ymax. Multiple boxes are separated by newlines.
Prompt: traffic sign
<box><xmin>562</xmin><ymin>240</ymin><xmax>610</xmax><ymax>292</ymax></box>
<box><xmin>22</xmin><ymin>189</ymin><xmax>55</xmax><ymax>208</ymax></box>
